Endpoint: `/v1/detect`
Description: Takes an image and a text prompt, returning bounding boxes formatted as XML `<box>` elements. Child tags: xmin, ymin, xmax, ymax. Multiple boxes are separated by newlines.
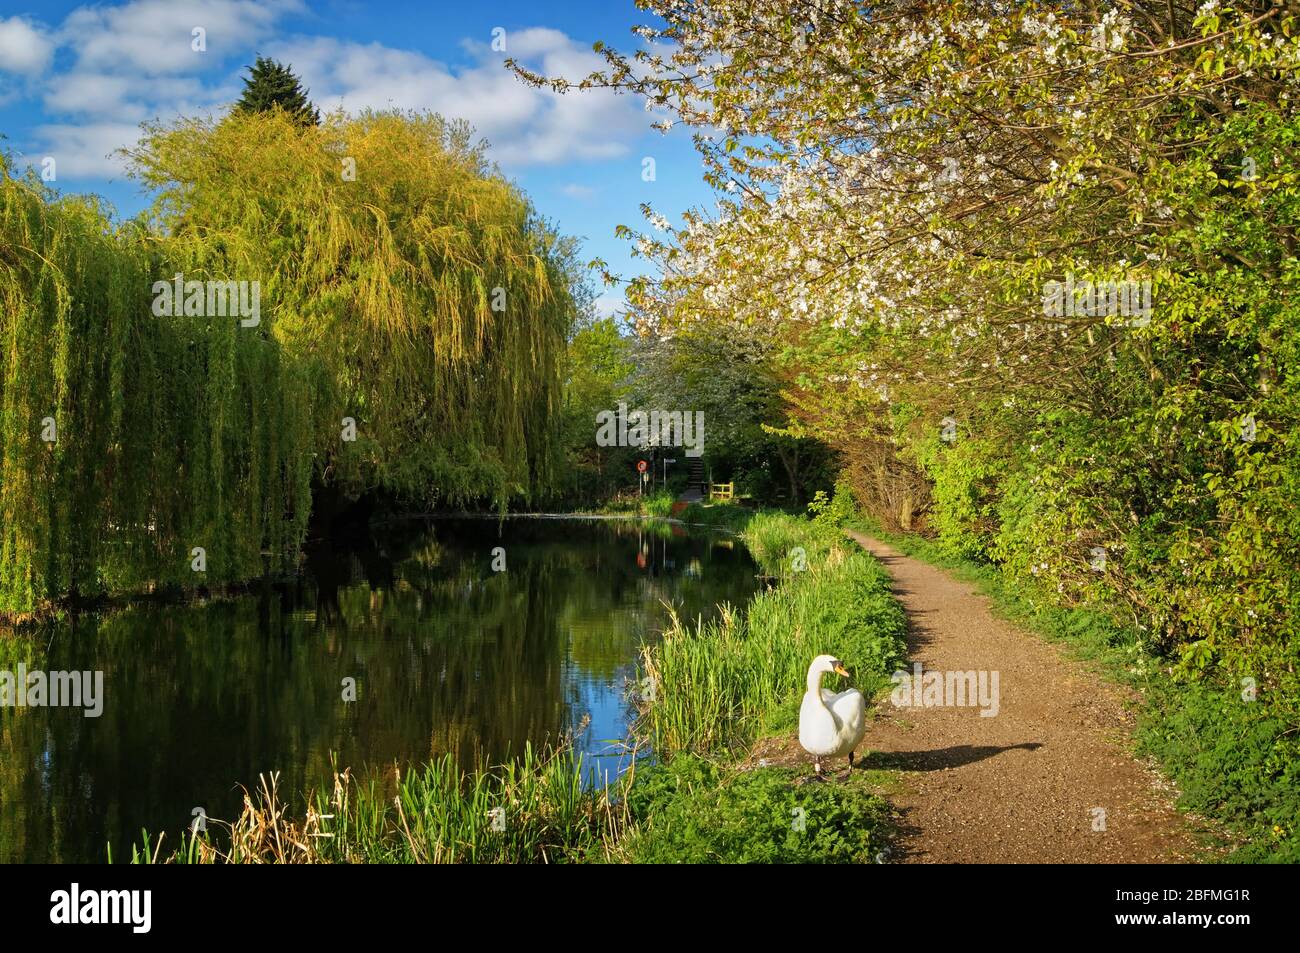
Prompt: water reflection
<box><xmin>0</xmin><ymin>517</ymin><xmax>757</xmax><ymax>863</ymax></box>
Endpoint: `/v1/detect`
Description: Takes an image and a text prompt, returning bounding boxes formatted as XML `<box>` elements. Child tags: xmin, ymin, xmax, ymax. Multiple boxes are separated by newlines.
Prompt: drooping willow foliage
<box><xmin>125</xmin><ymin>109</ymin><xmax>574</xmax><ymax>509</ymax></box>
<box><xmin>0</xmin><ymin>109</ymin><xmax>576</xmax><ymax>615</ymax></box>
<box><xmin>0</xmin><ymin>161</ymin><xmax>317</xmax><ymax>613</ymax></box>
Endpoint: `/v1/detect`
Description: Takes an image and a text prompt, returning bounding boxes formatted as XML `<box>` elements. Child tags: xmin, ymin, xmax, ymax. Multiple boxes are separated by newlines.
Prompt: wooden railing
<box><xmin>709</xmin><ymin>482</ymin><xmax>734</xmax><ymax>502</ymax></box>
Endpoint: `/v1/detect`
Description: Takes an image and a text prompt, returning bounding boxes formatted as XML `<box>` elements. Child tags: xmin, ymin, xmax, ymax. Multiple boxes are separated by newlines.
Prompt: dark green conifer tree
<box><xmin>234</xmin><ymin>56</ymin><xmax>320</xmax><ymax>125</ymax></box>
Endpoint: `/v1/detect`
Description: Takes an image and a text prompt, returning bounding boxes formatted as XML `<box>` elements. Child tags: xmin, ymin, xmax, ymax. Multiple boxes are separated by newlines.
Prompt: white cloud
<box><xmin>482</xmin><ymin>27</ymin><xmax>571</xmax><ymax>60</ymax></box>
<box><xmin>44</xmin><ymin>73</ymin><xmax>142</xmax><ymax>119</ymax></box>
<box><xmin>32</xmin><ymin>121</ymin><xmax>143</xmax><ymax>177</ymax></box>
<box><xmin>561</xmin><ymin>183</ymin><xmax>597</xmax><ymax>200</ymax></box>
<box><xmin>59</xmin><ymin>0</ymin><xmax>301</xmax><ymax>76</ymax></box>
<box><xmin>41</xmin><ymin>0</ymin><xmax>299</xmax><ymax>121</ymax></box>
<box><xmin>44</xmin><ymin>72</ymin><xmax>223</xmax><ymax>121</ymax></box>
<box><xmin>593</xmin><ymin>292</ymin><xmax>626</xmax><ymax>318</ymax></box>
<box><xmin>269</xmin><ymin>29</ymin><xmax>645</xmax><ymax>166</ymax></box>
<box><xmin>18</xmin><ymin>0</ymin><xmax>298</xmax><ymax>176</ymax></box>
<box><xmin>0</xmin><ymin>16</ymin><xmax>54</xmax><ymax>75</ymax></box>
<box><xmin>14</xmin><ymin>0</ymin><xmax>648</xmax><ymax>179</ymax></box>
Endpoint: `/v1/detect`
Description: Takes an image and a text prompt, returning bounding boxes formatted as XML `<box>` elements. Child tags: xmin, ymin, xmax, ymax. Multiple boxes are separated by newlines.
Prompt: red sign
<box><xmin>636</xmin><ymin>460</ymin><xmax>648</xmax><ymax>473</ymax></box>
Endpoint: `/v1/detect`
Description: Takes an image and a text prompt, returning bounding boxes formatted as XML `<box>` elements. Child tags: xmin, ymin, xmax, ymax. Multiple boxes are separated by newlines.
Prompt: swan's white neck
<box><xmin>806</xmin><ymin>664</ymin><xmax>826</xmax><ymax>696</ymax></box>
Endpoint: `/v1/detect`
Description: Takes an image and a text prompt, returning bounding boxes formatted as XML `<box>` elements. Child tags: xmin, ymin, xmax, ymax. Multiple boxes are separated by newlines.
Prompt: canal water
<box><xmin>0</xmin><ymin>517</ymin><xmax>759</xmax><ymax>863</ymax></box>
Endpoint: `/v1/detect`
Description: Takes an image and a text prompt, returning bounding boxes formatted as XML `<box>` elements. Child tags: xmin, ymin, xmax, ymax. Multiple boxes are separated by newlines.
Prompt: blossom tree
<box><xmin>514</xmin><ymin>0</ymin><xmax>1300</xmax><ymax>682</ymax></box>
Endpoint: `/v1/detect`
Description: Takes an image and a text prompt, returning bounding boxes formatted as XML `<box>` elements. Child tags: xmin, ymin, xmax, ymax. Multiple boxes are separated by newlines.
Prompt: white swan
<box><xmin>798</xmin><ymin>654</ymin><xmax>866</xmax><ymax>777</ymax></box>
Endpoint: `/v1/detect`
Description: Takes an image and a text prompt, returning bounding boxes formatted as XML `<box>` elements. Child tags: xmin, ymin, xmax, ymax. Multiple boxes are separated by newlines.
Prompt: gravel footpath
<box><xmin>844</xmin><ymin>529</ymin><xmax>1196</xmax><ymax>863</ymax></box>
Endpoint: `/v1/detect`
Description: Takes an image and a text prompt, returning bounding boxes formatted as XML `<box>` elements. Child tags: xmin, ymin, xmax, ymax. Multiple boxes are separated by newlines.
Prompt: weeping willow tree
<box><xmin>0</xmin><ymin>156</ymin><xmax>317</xmax><ymax>614</ymax></box>
<box><xmin>0</xmin><ymin>109</ymin><xmax>576</xmax><ymax>615</ymax></box>
<box><xmin>125</xmin><ymin>108</ymin><xmax>575</xmax><ymax>510</ymax></box>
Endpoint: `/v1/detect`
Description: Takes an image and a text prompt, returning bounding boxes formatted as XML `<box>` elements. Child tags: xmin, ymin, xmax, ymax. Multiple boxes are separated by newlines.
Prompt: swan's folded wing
<box><xmin>824</xmin><ymin>687</ymin><xmax>864</xmax><ymax>711</ymax></box>
<box><xmin>799</xmin><ymin>691</ymin><xmax>841</xmax><ymax>754</ymax></box>
<box><xmin>829</xmin><ymin>688</ymin><xmax>866</xmax><ymax>735</ymax></box>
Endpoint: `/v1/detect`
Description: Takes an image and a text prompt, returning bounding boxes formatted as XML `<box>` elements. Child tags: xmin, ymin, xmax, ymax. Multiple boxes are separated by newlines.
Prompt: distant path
<box><xmin>845</xmin><ymin>529</ymin><xmax>1197</xmax><ymax>863</ymax></box>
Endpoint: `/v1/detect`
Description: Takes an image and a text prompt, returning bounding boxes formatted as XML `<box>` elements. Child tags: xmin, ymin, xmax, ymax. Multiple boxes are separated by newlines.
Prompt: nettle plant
<box><xmin>515</xmin><ymin>0</ymin><xmax>1300</xmax><ymax>693</ymax></box>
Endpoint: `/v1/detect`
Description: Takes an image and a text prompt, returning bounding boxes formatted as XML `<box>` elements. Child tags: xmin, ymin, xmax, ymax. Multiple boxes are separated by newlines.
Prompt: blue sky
<box><xmin>0</xmin><ymin>0</ymin><xmax>711</xmax><ymax>316</ymax></box>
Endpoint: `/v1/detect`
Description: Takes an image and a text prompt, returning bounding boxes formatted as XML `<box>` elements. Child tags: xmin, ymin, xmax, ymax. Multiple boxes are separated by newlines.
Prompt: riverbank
<box><xmin>568</xmin><ymin>492</ymin><xmax>757</xmax><ymax>531</ymax></box>
<box><xmin>615</xmin><ymin>510</ymin><xmax>906</xmax><ymax>862</ymax></box>
<box><xmin>132</xmin><ymin>508</ymin><xmax>909</xmax><ymax>864</ymax></box>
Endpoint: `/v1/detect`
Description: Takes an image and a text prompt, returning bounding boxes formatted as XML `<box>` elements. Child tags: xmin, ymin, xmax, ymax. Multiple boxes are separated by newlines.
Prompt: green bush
<box><xmin>1138</xmin><ymin>680</ymin><xmax>1300</xmax><ymax>864</ymax></box>
<box><xmin>806</xmin><ymin>476</ymin><xmax>858</xmax><ymax>532</ymax></box>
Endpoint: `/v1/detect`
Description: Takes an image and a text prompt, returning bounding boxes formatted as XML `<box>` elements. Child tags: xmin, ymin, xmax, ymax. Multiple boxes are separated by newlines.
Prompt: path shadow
<box><xmin>864</xmin><ymin>742</ymin><xmax>1043</xmax><ymax>772</ymax></box>
<box><xmin>878</xmin><ymin>804</ymin><xmax>923</xmax><ymax>864</ymax></box>
<box><xmin>849</xmin><ymin>546</ymin><xmax>940</xmax><ymax>652</ymax></box>
<box><xmin>893</xmin><ymin>603</ymin><xmax>939</xmax><ymax>652</ymax></box>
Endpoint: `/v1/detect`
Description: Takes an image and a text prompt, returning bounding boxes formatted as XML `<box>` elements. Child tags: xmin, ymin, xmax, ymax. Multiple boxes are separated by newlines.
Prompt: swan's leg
<box><xmin>835</xmin><ymin>750</ymin><xmax>856</xmax><ymax>781</ymax></box>
<box><xmin>798</xmin><ymin>759</ymin><xmax>826</xmax><ymax>786</ymax></box>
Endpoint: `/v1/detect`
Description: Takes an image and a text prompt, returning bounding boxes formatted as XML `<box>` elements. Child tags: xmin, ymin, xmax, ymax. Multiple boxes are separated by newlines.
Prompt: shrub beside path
<box><xmin>845</xmin><ymin>529</ymin><xmax>1198</xmax><ymax>863</ymax></box>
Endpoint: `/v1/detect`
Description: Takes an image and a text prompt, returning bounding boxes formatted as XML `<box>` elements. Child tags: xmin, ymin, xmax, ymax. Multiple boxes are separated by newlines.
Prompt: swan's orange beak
<box><xmin>833</xmin><ymin>662</ymin><xmax>850</xmax><ymax>677</ymax></box>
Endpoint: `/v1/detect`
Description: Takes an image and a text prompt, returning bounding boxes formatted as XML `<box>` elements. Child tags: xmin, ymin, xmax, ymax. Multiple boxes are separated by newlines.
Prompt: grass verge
<box><xmin>638</xmin><ymin>517</ymin><xmax>906</xmax><ymax>755</ymax></box>
<box><xmin>615</xmin><ymin>753</ymin><xmax>892</xmax><ymax>863</ymax></box>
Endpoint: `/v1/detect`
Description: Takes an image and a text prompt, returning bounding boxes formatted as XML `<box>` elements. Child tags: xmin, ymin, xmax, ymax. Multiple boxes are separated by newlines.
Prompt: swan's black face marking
<box><xmin>832</xmin><ymin>660</ymin><xmax>849</xmax><ymax>677</ymax></box>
